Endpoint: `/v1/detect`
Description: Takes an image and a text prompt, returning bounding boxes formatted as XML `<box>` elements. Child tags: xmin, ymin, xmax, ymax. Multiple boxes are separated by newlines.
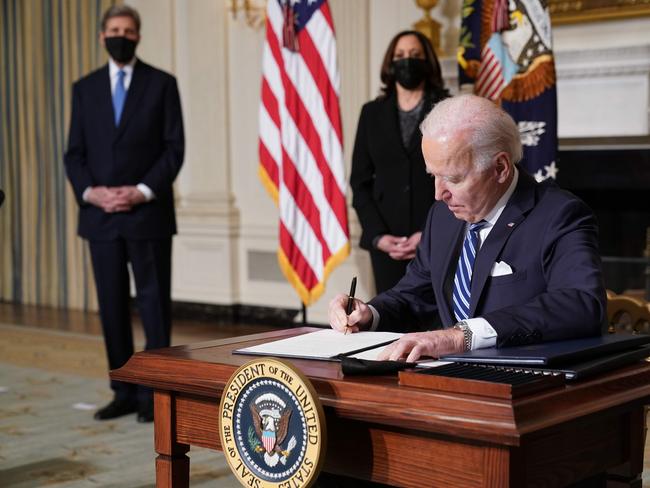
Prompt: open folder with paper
<box><xmin>233</xmin><ymin>329</ymin><xmax>403</xmax><ymax>361</ymax></box>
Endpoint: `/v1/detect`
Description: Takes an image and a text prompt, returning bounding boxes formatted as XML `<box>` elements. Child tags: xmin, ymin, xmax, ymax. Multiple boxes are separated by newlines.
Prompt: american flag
<box><xmin>458</xmin><ymin>0</ymin><xmax>558</xmax><ymax>182</ymax></box>
<box><xmin>258</xmin><ymin>0</ymin><xmax>349</xmax><ymax>306</ymax></box>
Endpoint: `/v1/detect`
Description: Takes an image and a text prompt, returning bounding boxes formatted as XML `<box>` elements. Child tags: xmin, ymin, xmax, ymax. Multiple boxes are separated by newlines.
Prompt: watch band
<box><xmin>454</xmin><ymin>321</ymin><xmax>473</xmax><ymax>351</ymax></box>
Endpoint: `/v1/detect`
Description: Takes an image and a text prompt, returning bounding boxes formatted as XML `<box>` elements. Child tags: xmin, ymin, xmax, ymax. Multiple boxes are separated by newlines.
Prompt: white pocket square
<box><xmin>491</xmin><ymin>261</ymin><xmax>513</xmax><ymax>277</ymax></box>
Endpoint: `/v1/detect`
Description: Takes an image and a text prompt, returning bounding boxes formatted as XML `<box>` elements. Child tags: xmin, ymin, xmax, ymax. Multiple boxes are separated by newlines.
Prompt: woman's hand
<box><xmin>378</xmin><ymin>232</ymin><xmax>421</xmax><ymax>260</ymax></box>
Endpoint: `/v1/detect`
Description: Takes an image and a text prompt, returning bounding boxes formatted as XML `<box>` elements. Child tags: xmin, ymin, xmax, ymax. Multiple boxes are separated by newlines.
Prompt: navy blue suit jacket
<box><xmin>370</xmin><ymin>170</ymin><xmax>607</xmax><ymax>347</ymax></box>
<box><xmin>64</xmin><ymin>60</ymin><xmax>184</xmax><ymax>240</ymax></box>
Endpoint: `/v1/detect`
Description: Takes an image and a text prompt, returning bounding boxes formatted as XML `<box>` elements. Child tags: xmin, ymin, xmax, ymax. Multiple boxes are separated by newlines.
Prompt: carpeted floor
<box><xmin>0</xmin><ymin>324</ymin><xmax>241</xmax><ymax>487</ymax></box>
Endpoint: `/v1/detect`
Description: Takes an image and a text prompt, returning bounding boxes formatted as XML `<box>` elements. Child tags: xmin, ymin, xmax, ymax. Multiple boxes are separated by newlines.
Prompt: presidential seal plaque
<box><xmin>219</xmin><ymin>358</ymin><xmax>326</xmax><ymax>488</ymax></box>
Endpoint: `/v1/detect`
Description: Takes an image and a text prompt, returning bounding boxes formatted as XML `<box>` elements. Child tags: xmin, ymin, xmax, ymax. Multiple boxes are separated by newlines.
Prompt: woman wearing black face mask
<box><xmin>350</xmin><ymin>30</ymin><xmax>449</xmax><ymax>294</ymax></box>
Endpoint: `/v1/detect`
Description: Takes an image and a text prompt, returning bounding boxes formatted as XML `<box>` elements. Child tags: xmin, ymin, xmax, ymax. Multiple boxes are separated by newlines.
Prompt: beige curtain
<box><xmin>0</xmin><ymin>0</ymin><xmax>115</xmax><ymax>310</ymax></box>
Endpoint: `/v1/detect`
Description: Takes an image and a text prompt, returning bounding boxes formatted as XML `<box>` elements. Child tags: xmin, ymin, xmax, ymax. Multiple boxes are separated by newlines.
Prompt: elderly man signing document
<box><xmin>329</xmin><ymin>94</ymin><xmax>605</xmax><ymax>363</ymax></box>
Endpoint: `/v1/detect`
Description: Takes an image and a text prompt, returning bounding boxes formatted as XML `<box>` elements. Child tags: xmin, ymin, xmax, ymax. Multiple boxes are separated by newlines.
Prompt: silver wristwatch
<box><xmin>454</xmin><ymin>321</ymin><xmax>473</xmax><ymax>351</ymax></box>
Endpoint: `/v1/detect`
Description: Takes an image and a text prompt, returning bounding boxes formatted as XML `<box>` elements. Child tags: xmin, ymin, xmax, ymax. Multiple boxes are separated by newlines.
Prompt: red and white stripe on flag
<box><xmin>258</xmin><ymin>0</ymin><xmax>350</xmax><ymax>306</ymax></box>
<box><xmin>475</xmin><ymin>45</ymin><xmax>505</xmax><ymax>101</ymax></box>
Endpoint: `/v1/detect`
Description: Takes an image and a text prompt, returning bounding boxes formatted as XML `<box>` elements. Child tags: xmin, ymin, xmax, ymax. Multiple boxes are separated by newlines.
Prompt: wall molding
<box><xmin>172</xmin><ymin>194</ymin><xmax>240</xmax><ymax>304</ymax></box>
<box><xmin>439</xmin><ymin>45</ymin><xmax>650</xmax><ymax>84</ymax></box>
<box><xmin>556</xmin><ymin>44</ymin><xmax>650</xmax><ymax>137</ymax></box>
<box><xmin>556</xmin><ymin>44</ymin><xmax>650</xmax><ymax>78</ymax></box>
<box><xmin>176</xmin><ymin>195</ymin><xmax>240</xmax><ymax>236</ymax></box>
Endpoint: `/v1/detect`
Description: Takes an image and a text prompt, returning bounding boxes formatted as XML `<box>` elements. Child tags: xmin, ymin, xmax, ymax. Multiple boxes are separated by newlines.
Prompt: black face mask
<box><xmin>105</xmin><ymin>36</ymin><xmax>137</xmax><ymax>63</ymax></box>
<box><xmin>391</xmin><ymin>58</ymin><xmax>428</xmax><ymax>90</ymax></box>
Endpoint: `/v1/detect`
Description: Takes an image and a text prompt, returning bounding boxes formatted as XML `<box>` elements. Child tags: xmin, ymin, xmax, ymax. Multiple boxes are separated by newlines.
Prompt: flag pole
<box><xmin>301</xmin><ymin>303</ymin><xmax>307</xmax><ymax>325</ymax></box>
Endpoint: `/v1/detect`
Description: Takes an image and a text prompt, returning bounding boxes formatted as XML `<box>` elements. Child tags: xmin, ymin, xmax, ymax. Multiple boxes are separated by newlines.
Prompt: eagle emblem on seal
<box><xmin>248</xmin><ymin>393</ymin><xmax>298</xmax><ymax>467</ymax></box>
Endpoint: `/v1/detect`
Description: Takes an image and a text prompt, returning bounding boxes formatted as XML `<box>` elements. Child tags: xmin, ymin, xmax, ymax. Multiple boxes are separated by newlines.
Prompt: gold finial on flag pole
<box><xmin>413</xmin><ymin>0</ymin><xmax>442</xmax><ymax>56</ymax></box>
<box><xmin>228</xmin><ymin>0</ymin><xmax>266</xmax><ymax>30</ymax></box>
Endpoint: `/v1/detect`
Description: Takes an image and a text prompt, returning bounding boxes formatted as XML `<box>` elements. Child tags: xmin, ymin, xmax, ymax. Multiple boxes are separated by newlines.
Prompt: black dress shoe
<box><xmin>94</xmin><ymin>400</ymin><xmax>137</xmax><ymax>420</ymax></box>
<box><xmin>136</xmin><ymin>405</ymin><xmax>154</xmax><ymax>423</ymax></box>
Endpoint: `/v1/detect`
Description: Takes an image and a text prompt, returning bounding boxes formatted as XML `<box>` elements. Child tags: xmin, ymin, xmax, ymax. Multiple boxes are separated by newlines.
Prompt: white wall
<box><xmin>130</xmin><ymin>0</ymin><xmax>650</xmax><ymax>324</ymax></box>
<box><xmin>553</xmin><ymin>18</ymin><xmax>650</xmax><ymax>140</ymax></box>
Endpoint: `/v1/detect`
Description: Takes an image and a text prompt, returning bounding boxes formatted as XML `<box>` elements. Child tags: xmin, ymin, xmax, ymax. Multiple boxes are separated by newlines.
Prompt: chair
<box><xmin>605</xmin><ymin>291</ymin><xmax>650</xmax><ymax>488</ymax></box>
<box><xmin>606</xmin><ymin>290</ymin><xmax>650</xmax><ymax>335</ymax></box>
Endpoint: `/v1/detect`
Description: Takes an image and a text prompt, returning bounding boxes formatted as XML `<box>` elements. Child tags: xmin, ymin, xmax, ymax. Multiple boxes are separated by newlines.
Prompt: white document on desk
<box><xmin>348</xmin><ymin>347</ymin><xmax>454</xmax><ymax>367</ymax></box>
<box><xmin>347</xmin><ymin>346</ymin><xmax>390</xmax><ymax>360</ymax></box>
<box><xmin>234</xmin><ymin>329</ymin><xmax>403</xmax><ymax>361</ymax></box>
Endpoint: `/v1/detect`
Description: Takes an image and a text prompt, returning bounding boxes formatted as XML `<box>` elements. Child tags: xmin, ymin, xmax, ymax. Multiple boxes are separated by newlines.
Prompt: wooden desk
<box><xmin>111</xmin><ymin>327</ymin><xmax>650</xmax><ymax>487</ymax></box>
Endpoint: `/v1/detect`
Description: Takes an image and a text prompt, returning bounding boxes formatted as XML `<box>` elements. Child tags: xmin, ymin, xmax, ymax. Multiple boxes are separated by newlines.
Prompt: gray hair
<box><xmin>101</xmin><ymin>5</ymin><xmax>141</xmax><ymax>33</ymax></box>
<box><xmin>420</xmin><ymin>94</ymin><xmax>522</xmax><ymax>171</ymax></box>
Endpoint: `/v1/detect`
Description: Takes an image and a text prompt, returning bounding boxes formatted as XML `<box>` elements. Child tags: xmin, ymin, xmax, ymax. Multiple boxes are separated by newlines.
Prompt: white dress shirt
<box><xmin>369</xmin><ymin>167</ymin><xmax>520</xmax><ymax>350</ymax></box>
<box><xmin>108</xmin><ymin>57</ymin><xmax>136</xmax><ymax>92</ymax></box>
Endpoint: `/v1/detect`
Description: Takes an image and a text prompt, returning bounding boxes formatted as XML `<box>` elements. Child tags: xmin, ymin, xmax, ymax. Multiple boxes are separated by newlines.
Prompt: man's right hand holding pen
<box><xmin>328</xmin><ymin>278</ymin><xmax>466</xmax><ymax>361</ymax></box>
<box><xmin>327</xmin><ymin>293</ymin><xmax>373</xmax><ymax>334</ymax></box>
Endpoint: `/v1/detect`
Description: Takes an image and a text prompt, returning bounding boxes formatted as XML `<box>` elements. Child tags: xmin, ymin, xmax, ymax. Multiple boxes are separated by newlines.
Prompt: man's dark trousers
<box><xmin>89</xmin><ymin>237</ymin><xmax>172</xmax><ymax>405</ymax></box>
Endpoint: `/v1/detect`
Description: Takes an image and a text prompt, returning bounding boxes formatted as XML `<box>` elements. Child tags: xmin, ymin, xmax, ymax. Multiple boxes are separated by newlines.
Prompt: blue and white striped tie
<box><xmin>452</xmin><ymin>221</ymin><xmax>486</xmax><ymax>321</ymax></box>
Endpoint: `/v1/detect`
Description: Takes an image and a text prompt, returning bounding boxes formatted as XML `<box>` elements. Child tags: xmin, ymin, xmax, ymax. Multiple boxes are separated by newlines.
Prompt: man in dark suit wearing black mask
<box><xmin>64</xmin><ymin>4</ymin><xmax>184</xmax><ymax>423</ymax></box>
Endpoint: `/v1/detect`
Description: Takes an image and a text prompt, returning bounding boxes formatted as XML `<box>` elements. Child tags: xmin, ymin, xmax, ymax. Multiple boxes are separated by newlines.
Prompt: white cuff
<box><xmin>137</xmin><ymin>183</ymin><xmax>155</xmax><ymax>201</ymax></box>
<box><xmin>464</xmin><ymin>317</ymin><xmax>497</xmax><ymax>350</ymax></box>
<box><xmin>367</xmin><ymin>304</ymin><xmax>380</xmax><ymax>331</ymax></box>
<box><xmin>82</xmin><ymin>187</ymin><xmax>92</xmax><ymax>202</ymax></box>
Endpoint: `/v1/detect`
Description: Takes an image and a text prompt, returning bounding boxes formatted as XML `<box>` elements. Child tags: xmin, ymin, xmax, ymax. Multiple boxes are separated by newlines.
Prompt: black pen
<box><xmin>344</xmin><ymin>276</ymin><xmax>357</xmax><ymax>334</ymax></box>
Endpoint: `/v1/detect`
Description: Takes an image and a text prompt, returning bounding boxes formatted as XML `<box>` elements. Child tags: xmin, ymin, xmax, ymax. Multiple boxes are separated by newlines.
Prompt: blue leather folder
<box><xmin>439</xmin><ymin>334</ymin><xmax>650</xmax><ymax>380</ymax></box>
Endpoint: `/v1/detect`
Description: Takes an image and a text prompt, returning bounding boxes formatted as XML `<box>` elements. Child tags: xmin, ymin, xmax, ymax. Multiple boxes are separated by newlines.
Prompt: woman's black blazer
<box><xmin>350</xmin><ymin>91</ymin><xmax>443</xmax><ymax>250</ymax></box>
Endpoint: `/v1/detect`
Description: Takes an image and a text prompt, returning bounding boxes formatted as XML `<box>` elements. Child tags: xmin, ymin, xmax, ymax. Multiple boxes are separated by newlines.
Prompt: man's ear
<box><xmin>494</xmin><ymin>153</ymin><xmax>511</xmax><ymax>183</ymax></box>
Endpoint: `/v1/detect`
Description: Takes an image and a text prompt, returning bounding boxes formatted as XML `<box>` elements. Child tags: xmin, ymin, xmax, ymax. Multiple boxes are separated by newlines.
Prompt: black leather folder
<box><xmin>434</xmin><ymin>334</ymin><xmax>650</xmax><ymax>380</ymax></box>
<box><xmin>532</xmin><ymin>345</ymin><xmax>650</xmax><ymax>379</ymax></box>
<box><xmin>440</xmin><ymin>333</ymin><xmax>650</xmax><ymax>365</ymax></box>
<box><xmin>432</xmin><ymin>345</ymin><xmax>650</xmax><ymax>381</ymax></box>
